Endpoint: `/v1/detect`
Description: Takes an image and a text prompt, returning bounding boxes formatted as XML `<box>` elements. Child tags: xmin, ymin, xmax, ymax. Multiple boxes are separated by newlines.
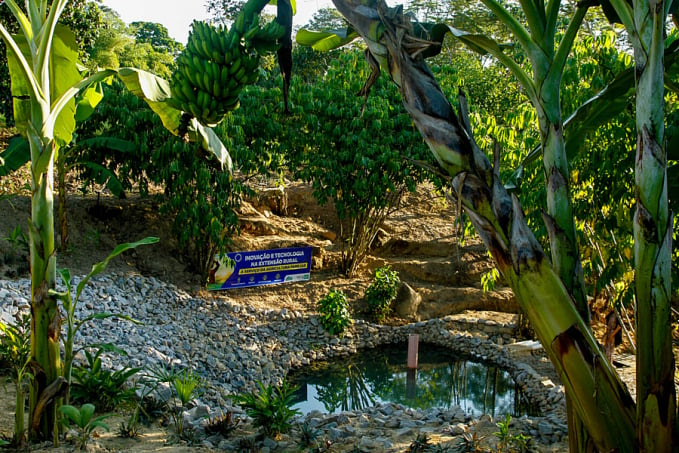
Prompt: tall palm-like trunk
<box><xmin>524</xmin><ymin>5</ymin><xmax>590</xmax><ymax>448</ymax></box>
<box><xmin>609</xmin><ymin>0</ymin><xmax>676</xmax><ymax>448</ymax></box>
<box><xmin>27</xmin><ymin>117</ymin><xmax>64</xmax><ymax>441</ymax></box>
<box><xmin>330</xmin><ymin>0</ymin><xmax>638</xmax><ymax>450</ymax></box>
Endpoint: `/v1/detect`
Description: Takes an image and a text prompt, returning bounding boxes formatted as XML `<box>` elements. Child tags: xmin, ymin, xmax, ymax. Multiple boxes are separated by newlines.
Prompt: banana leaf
<box><xmin>0</xmin><ymin>135</ymin><xmax>29</xmax><ymax>177</ymax></box>
<box><xmin>6</xmin><ymin>25</ymin><xmax>82</xmax><ymax>145</ymax></box>
<box><xmin>296</xmin><ymin>27</ymin><xmax>361</xmax><ymax>51</ymax></box>
<box><xmin>73</xmin><ymin>161</ymin><xmax>125</xmax><ymax>199</ymax></box>
<box><xmin>506</xmin><ymin>39</ymin><xmax>679</xmax><ymax>190</ymax></box>
<box><xmin>297</xmin><ymin>20</ymin><xmax>449</xmax><ymax>58</ymax></box>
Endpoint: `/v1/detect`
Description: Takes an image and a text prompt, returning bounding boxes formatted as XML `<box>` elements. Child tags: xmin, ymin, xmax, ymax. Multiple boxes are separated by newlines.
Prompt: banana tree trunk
<box><xmin>530</xmin><ymin>8</ymin><xmax>591</xmax><ymax>448</ymax></box>
<box><xmin>627</xmin><ymin>0</ymin><xmax>676</xmax><ymax>449</ymax></box>
<box><xmin>28</xmin><ymin>136</ymin><xmax>64</xmax><ymax>442</ymax></box>
<box><xmin>330</xmin><ymin>0</ymin><xmax>637</xmax><ymax>450</ymax></box>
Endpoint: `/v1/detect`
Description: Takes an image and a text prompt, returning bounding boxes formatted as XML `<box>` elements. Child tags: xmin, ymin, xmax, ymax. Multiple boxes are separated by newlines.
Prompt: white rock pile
<box><xmin>0</xmin><ymin>273</ymin><xmax>568</xmax><ymax>451</ymax></box>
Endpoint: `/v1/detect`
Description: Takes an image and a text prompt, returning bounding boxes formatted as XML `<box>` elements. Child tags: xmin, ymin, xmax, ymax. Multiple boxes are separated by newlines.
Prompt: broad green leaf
<box><xmin>89</xmin><ymin>343</ymin><xmax>129</xmax><ymax>357</ymax></box>
<box><xmin>515</xmin><ymin>39</ymin><xmax>679</xmax><ymax>176</ymax></box>
<box><xmin>81</xmin><ymin>313</ymin><xmax>141</xmax><ymax>325</ymax></box>
<box><xmin>77</xmin><ymin>137</ymin><xmax>137</xmax><ymax>153</ymax></box>
<box><xmin>49</xmin><ymin>25</ymin><xmax>82</xmax><ymax>146</ymax></box>
<box><xmin>56</xmin><ymin>268</ymin><xmax>72</xmax><ymax>291</ymax></box>
<box><xmin>0</xmin><ymin>135</ymin><xmax>30</xmax><ymax>177</ymax></box>
<box><xmin>75</xmin><ymin>81</ymin><xmax>106</xmax><ymax>123</ymax></box>
<box><xmin>562</xmin><ymin>67</ymin><xmax>635</xmax><ymax>161</ymax></box>
<box><xmin>115</xmin><ymin>68</ymin><xmax>230</xmax><ymax>168</ymax></box>
<box><xmin>6</xmin><ymin>36</ymin><xmax>33</xmax><ymax>135</ymax></box>
<box><xmin>59</xmin><ymin>405</ymin><xmax>82</xmax><ymax>426</ymax></box>
<box><xmin>296</xmin><ymin>28</ymin><xmax>360</xmax><ymax>51</ymax></box>
<box><xmin>80</xmin><ymin>403</ymin><xmax>95</xmax><ymax>425</ymax></box>
<box><xmin>6</xmin><ymin>25</ymin><xmax>82</xmax><ymax>145</ymax></box>
<box><xmin>116</xmin><ymin>67</ymin><xmax>181</xmax><ymax>133</ymax></box>
<box><xmin>189</xmin><ymin>119</ymin><xmax>233</xmax><ymax>171</ymax></box>
<box><xmin>76</xmin><ymin>161</ymin><xmax>126</xmax><ymax>198</ymax></box>
<box><xmin>89</xmin><ymin>418</ymin><xmax>110</xmax><ymax>431</ymax></box>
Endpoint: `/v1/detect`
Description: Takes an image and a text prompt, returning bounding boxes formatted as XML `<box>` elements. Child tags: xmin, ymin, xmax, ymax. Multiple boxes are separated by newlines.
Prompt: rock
<box><xmin>450</xmin><ymin>422</ymin><xmax>467</xmax><ymax>435</ymax></box>
<box><xmin>393</xmin><ymin>282</ymin><xmax>421</xmax><ymax>320</ymax></box>
<box><xmin>321</xmin><ymin>230</ymin><xmax>337</xmax><ymax>242</ymax></box>
<box><xmin>0</xmin><ymin>272</ymin><xmax>567</xmax><ymax>453</ymax></box>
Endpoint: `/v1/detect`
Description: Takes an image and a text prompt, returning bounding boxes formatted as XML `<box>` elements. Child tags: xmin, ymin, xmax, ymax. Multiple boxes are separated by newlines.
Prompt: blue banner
<box><xmin>207</xmin><ymin>246</ymin><xmax>313</xmax><ymax>290</ymax></box>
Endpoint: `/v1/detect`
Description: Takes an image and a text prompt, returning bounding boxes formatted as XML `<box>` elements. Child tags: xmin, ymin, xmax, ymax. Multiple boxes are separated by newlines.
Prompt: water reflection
<box><xmin>289</xmin><ymin>343</ymin><xmax>539</xmax><ymax>417</ymax></box>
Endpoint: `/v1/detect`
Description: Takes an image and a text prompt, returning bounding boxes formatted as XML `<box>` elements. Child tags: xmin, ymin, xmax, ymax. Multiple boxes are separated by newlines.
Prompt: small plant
<box><xmin>205</xmin><ymin>411</ymin><xmax>241</xmax><ymax>437</ymax></box>
<box><xmin>4</xmin><ymin>225</ymin><xmax>28</xmax><ymax>253</ymax></box>
<box><xmin>117</xmin><ymin>412</ymin><xmax>142</xmax><ymax>439</ymax></box>
<box><xmin>481</xmin><ymin>267</ymin><xmax>500</xmax><ymax>293</ymax></box>
<box><xmin>318</xmin><ymin>289</ymin><xmax>352</xmax><ymax>336</ymax></box>
<box><xmin>297</xmin><ymin>421</ymin><xmax>320</xmax><ymax>449</ymax></box>
<box><xmin>453</xmin><ymin>432</ymin><xmax>485</xmax><ymax>453</ymax></box>
<box><xmin>170</xmin><ymin>368</ymin><xmax>204</xmax><ymax>436</ymax></box>
<box><xmin>407</xmin><ymin>433</ymin><xmax>432</xmax><ymax>453</ymax></box>
<box><xmin>49</xmin><ymin>236</ymin><xmax>157</xmax><ymax>406</ymax></box>
<box><xmin>493</xmin><ymin>414</ymin><xmax>533</xmax><ymax>453</ymax></box>
<box><xmin>0</xmin><ymin>313</ymin><xmax>31</xmax><ymax>446</ymax></box>
<box><xmin>59</xmin><ymin>403</ymin><xmax>111</xmax><ymax>450</ymax></box>
<box><xmin>138</xmin><ymin>395</ymin><xmax>169</xmax><ymax>426</ymax></box>
<box><xmin>231</xmin><ymin>379</ymin><xmax>301</xmax><ymax>437</ymax></box>
<box><xmin>365</xmin><ymin>266</ymin><xmax>400</xmax><ymax>323</ymax></box>
<box><xmin>70</xmin><ymin>345</ymin><xmax>141</xmax><ymax>411</ymax></box>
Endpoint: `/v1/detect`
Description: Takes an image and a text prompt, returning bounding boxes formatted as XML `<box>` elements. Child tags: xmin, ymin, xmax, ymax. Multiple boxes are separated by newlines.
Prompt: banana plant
<box><xmin>49</xmin><ymin>236</ymin><xmax>158</xmax><ymax>406</ymax></box>
<box><xmin>603</xmin><ymin>0</ymin><xmax>676</xmax><ymax>448</ymax></box>
<box><xmin>0</xmin><ymin>0</ymin><xmax>230</xmax><ymax>441</ymax></box>
<box><xmin>320</xmin><ymin>0</ymin><xmax>644</xmax><ymax>450</ymax></box>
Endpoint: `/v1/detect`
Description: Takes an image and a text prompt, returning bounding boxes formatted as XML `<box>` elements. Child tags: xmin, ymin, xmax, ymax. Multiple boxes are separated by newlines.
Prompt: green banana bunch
<box><xmin>169</xmin><ymin>16</ymin><xmax>283</xmax><ymax>127</ymax></box>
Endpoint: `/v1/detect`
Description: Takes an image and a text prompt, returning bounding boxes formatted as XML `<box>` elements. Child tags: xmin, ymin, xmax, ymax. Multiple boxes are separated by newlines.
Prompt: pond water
<box><xmin>288</xmin><ymin>343</ymin><xmax>540</xmax><ymax>417</ymax></box>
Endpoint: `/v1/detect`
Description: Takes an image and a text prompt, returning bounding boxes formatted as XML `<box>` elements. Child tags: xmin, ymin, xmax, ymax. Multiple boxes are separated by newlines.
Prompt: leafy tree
<box><xmin>233</xmin><ymin>50</ymin><xmax>439</xmax><ymax>276</ymax></box>
<box><xmin>303</xmin><ymin>7</ymin><xmax>346</xmax><ymax>30</ymax></box>
<box><xmin>206</xmin><ymin>0</ymin><xmax>247</xmax><ymax>23</ymax></box>
<box><xmin>129</xmin><ymin>21</ymin><xmax>182</xmax><ymax>55</ymax></box>
<box><xmin>117</xmin><ymin>41</ymin><xmax>176</xmax><ymax>79</ymax></box>
<box><xmin>86</xmin><ymin>11</ymin><xmax>179</xmax><ymax>78</ymax></box>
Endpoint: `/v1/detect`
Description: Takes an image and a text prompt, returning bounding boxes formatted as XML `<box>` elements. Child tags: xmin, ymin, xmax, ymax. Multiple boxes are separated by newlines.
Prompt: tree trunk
<box><xmin>529</xmin><ymin>7</ymin><xmax>591</xmax><ymax>448</ymax></box>
<box><xmin>330</xmin><ymin>0</ymin><xmax>638</xmax><ymax>450</ymax></box>
<box><xmin>28</xmin><ymin>141</ymin><xmax>62</xmax><ymax>442</ymax></box>
<box><xmin>627</xmin><ymin>0</ymin><xmax>676</xmax><ymax>449</ymax></box>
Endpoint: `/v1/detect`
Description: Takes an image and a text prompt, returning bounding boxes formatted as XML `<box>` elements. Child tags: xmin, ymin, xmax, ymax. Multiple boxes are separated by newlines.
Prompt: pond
<box><xmin>288</xmin><ymin>343</ymin><xmax>540</xmax><ymax>417</ymax></box>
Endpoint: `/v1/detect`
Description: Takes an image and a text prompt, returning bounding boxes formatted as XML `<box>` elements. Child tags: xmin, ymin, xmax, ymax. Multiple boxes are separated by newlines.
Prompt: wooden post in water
<box><xmin>407</xmin><ymin>334</ymin><xmax>419</xmax><ymax>369</ymax></box>
<box><xmin>406</xmin><ymin>334</ymin><xmax>419</xmax><ymax>399</ymax></box>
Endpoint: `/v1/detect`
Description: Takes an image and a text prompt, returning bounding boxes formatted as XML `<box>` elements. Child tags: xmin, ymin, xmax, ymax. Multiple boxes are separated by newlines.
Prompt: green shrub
<box><xmin>235</xmin><ymin>50</ymin><xmax>442</xmax><ymax>277</ymax></box>
<box><xmin>365</xmin><ymin>266</ymin><xmax>400</xmax><ymax>323</ymax></box>
<box><xmin>73</xmin><ymin>80</ymin><xmax>249</xmax><ymax>280</ymax></box>
<box><xmin>59</xmin><ymin>403</ymin><xmax>111</xmax><ymax>450</ymax></box>
<box><xmin>0</xmin><ymin>313</ymin><xmax>31</xmax><ymax>445</ymax></box>
<box><xmin>171</xmin><ymin>368</ymin><xmax>203</xmax><ymax>437</ymax></box>
<box><xmin>318</xmin><ymin>289</ymin><xmax>352</xmax><ymax>336</ymax></box>
<box><xmin>70</xmin><ymin>346</ymin><xmax>141</xmax><ymax>412</ymax></box>
<box><xmin>231</xmin><ymin>379</ymin><xmax>300</xmax><ymax>437</ymax></box>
